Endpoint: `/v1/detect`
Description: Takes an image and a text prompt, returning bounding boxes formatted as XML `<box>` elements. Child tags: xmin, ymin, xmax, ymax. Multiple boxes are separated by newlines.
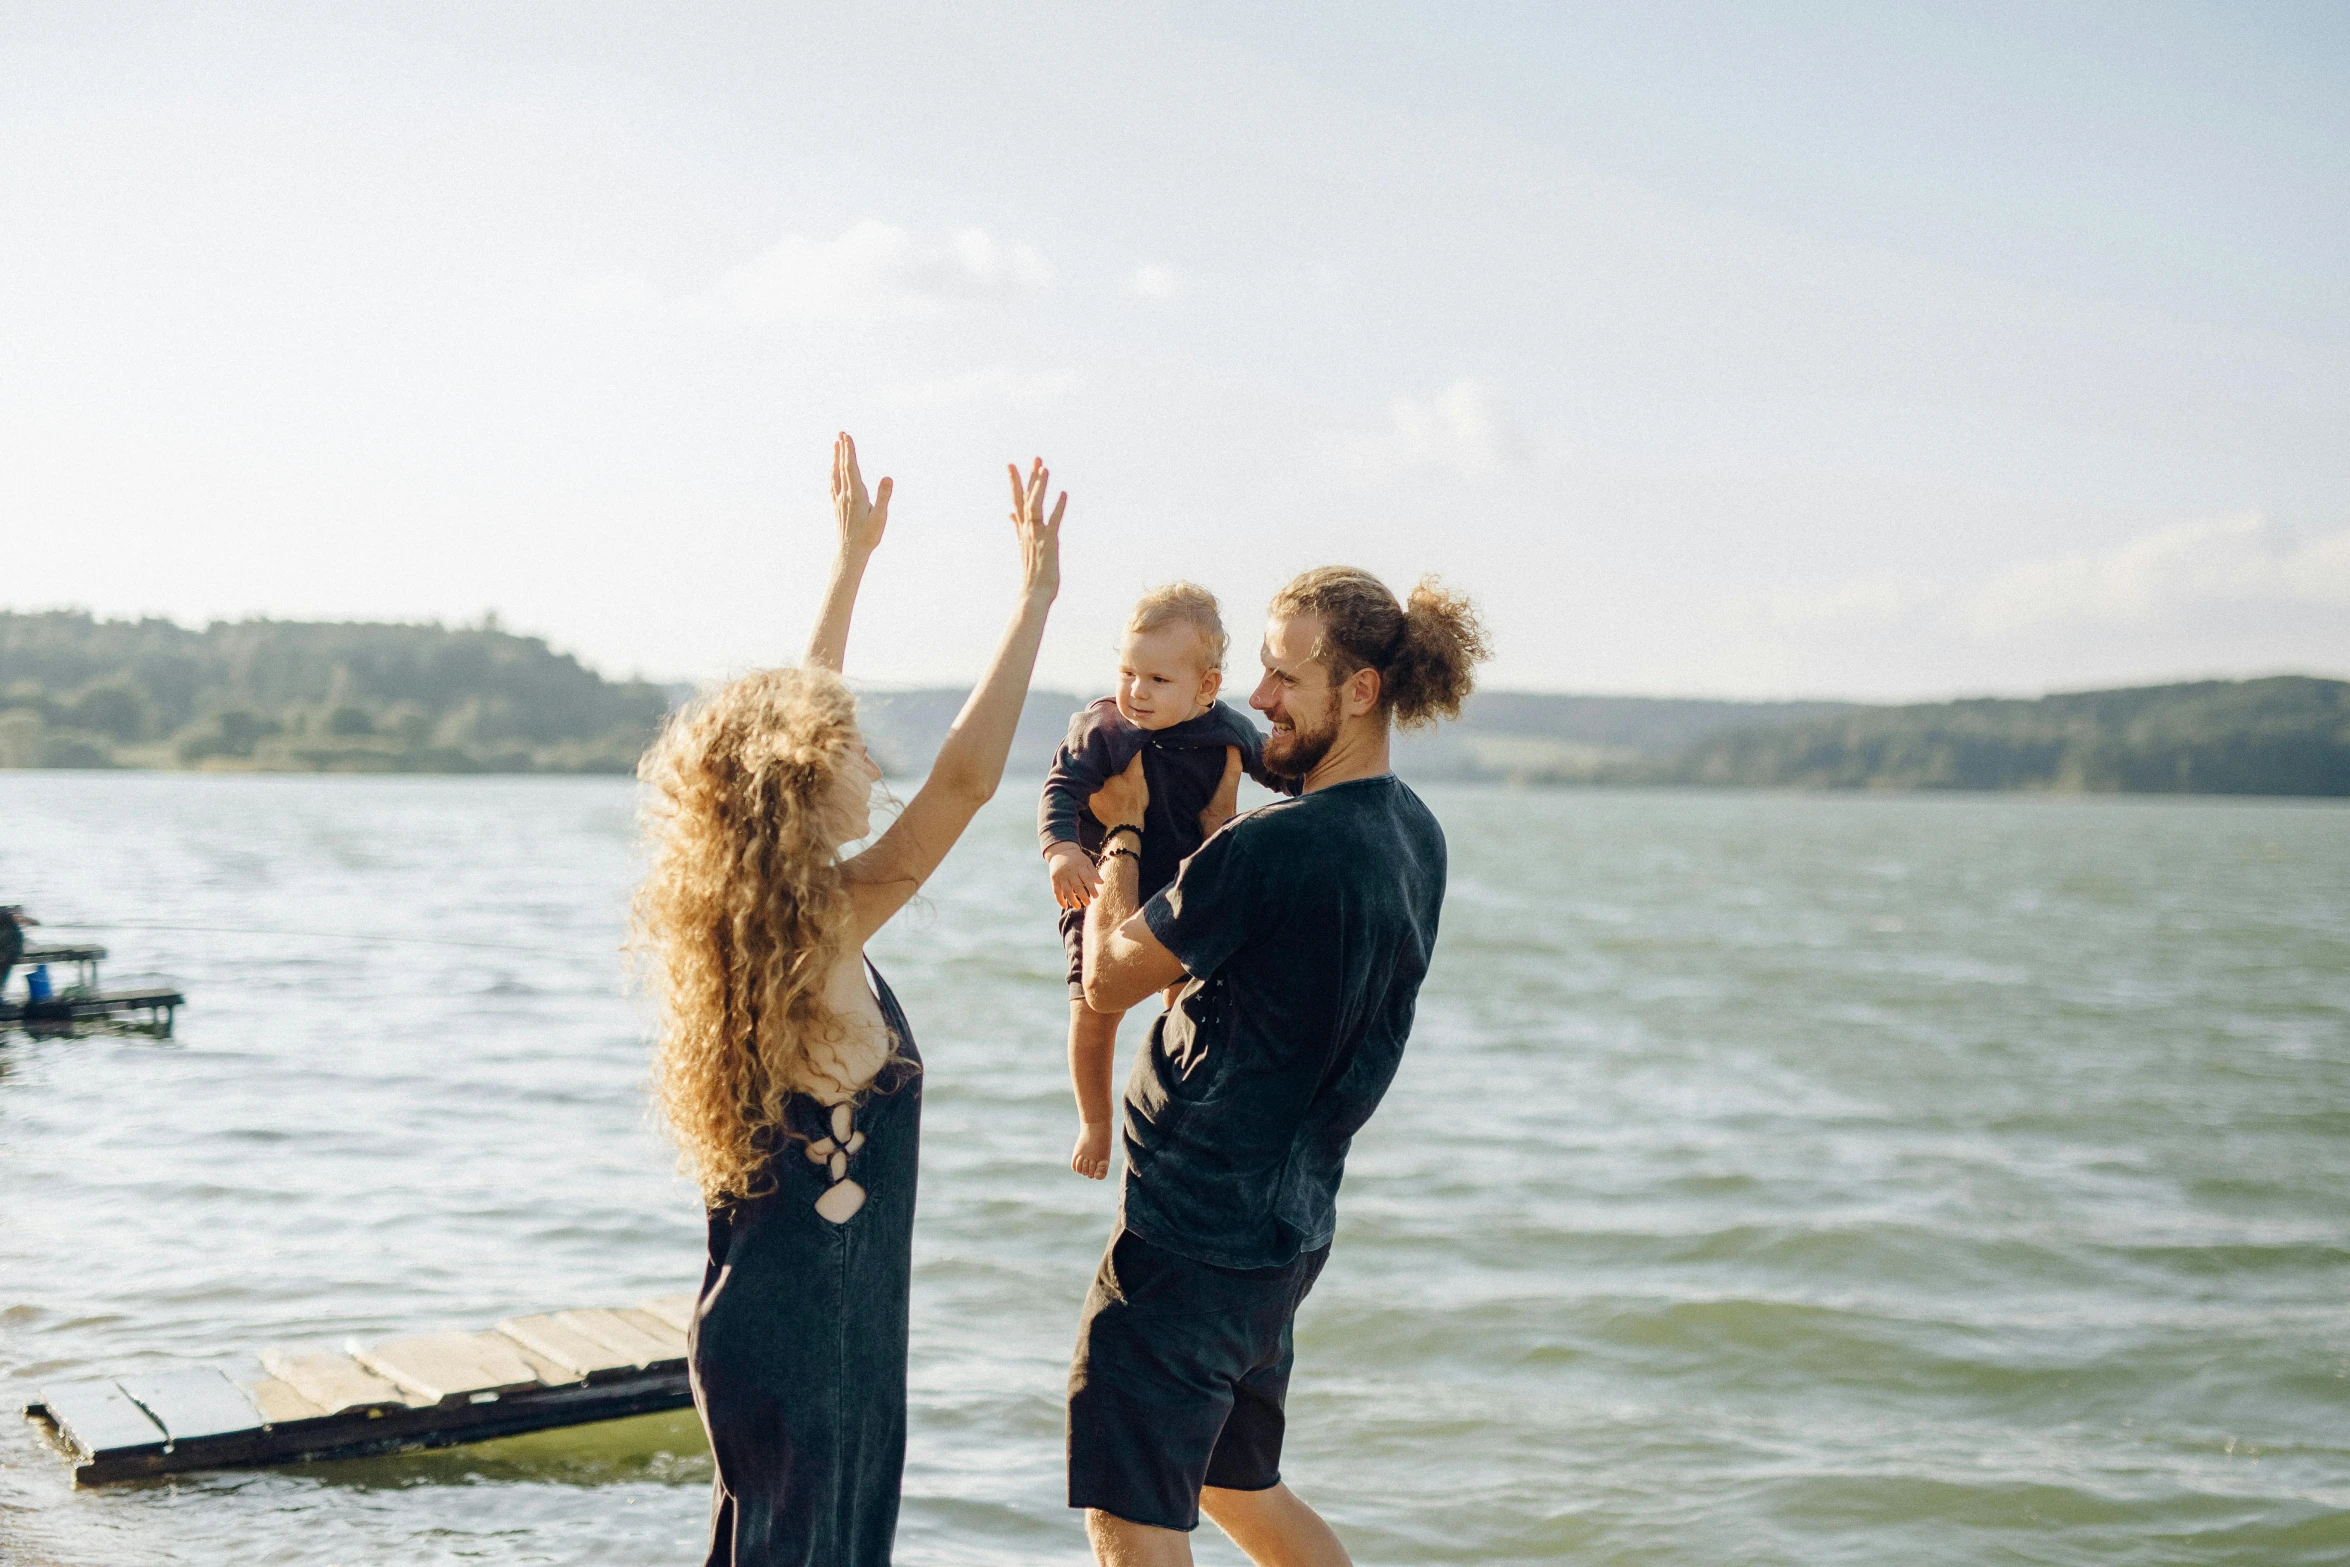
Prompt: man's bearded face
<box><xmin>1254</xmin><ymin>615</ymin><xmax>1345</xmax><ymax>781</ymax></box>
<box><xmin>1261</xmin><ymin>692</ymin><xmax>1339</xmax><ymax>779</ymax></box>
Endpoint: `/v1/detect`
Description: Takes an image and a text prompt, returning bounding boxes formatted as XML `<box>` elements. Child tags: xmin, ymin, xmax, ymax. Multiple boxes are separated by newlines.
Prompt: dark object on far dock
<box><xmin>0</xmin><ymin>944</ymin><xmax>185</xmax><ymax>1038</ymax></box>
<box><xmin>24</xmin><ymin>1294</ymin><xmax>697</xmax><ymax>1485</ymax></box>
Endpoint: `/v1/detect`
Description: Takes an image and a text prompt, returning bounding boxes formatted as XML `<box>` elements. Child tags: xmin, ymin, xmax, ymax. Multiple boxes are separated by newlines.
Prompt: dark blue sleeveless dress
<box><xmin>689</xmin><ymin>963</ymin><xmax>922</xmax><ymax>1567</ymax></box>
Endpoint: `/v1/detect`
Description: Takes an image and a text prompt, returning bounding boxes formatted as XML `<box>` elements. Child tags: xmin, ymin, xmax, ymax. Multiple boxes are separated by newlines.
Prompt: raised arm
<box><xmin>805</xmin><ymin>432</ymin><xmax>893</xmax><ymax>673</ymax></box>
<box><xmin>841</xmin><ymin>458</ymin><xmax>1065</xmax><ymax>940</ymax></box>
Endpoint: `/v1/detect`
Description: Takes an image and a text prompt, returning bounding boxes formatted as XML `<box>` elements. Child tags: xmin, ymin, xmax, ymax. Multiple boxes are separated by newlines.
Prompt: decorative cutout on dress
<box><xmin>806</xmin><ymin>963</ymin><xmax>892</xmax><ymax>1226</ymax></box>
<box><xmin>812</xmin><ymin>1102</ymin><xmax>867</xmax><ymax>1223</ymax></box>
<box><xmin>815</xmin><ymin>1179</ymin><xmax>865</xmax><ymax>1223</ymax></box>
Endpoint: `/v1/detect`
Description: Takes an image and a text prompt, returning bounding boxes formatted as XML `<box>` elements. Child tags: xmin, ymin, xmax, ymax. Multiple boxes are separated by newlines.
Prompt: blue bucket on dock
<box><xmin>25</xmin><ymin>964</ymin><xmax>53</xmax><ymax>1002</ymax></box>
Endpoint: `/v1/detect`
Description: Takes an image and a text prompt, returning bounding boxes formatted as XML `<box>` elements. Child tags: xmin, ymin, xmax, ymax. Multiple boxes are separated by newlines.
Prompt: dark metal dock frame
<box><xmin>24</xmin><ymin>1296</ymin><xmax>698</xmax><ymax>1485</ymax></box>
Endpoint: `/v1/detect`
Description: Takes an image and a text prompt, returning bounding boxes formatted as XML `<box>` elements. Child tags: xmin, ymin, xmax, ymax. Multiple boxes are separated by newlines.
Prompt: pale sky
<box><xmin>6</xmin><ymin>1</ymin><xmax>2345</xmax><ymax>699</ymax></box>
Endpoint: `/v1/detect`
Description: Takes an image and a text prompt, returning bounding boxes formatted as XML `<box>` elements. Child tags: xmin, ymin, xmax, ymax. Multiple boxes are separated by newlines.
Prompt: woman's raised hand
<box><xmin>831</xmin><ymin>432</ymin><xmax>892</xmax><ymax>557</ymax></box>
<box><xmin>1007</xmin><ymin>457</ymin><xmax>1066</xmax><ymax>601</ymax></box>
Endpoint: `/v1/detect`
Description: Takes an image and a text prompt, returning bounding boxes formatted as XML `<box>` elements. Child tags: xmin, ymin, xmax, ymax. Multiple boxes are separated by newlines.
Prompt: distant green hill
<box><xmin>1387</xmin><ymin>692</ymin><xmax>1860</xmax><ymax>783</ymax></box>
<box><xmin>0</xmin><ymin>610</ymin><xmax>668</xmax><ymax>772</ymax></box>
<box><xmin>1636</xmin><ymin>677</ymin><xmax>2350</xmax><ymax>796</ymax></box>
<box><xmin>8</xmin><ymin>612</ymin><xmax>2341</xmax><ymax>796</ymax></box>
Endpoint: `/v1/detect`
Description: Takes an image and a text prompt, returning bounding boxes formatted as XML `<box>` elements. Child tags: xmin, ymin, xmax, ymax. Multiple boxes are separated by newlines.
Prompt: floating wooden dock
<box><xmin>23</xmin><ymin>1293</ymin><xmax>697</xmax><ymax>1484</ymax></box>
<box><xmin>1</xmin><ymin>944</ymin><xmax>184</xmax><ymax>1037</ymax></box>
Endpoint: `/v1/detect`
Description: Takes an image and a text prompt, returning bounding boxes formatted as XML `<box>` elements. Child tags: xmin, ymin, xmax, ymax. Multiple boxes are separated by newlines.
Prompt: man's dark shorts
<box><xmin>1067</xmin><ymin>1227</ymin><xmax>1331</xmax><ymax>1531</ymax></box>
<box><xmin>1056</xmin><ymin>905</ymin><xmax>1088</xmax><ymax>1000</ymax></box>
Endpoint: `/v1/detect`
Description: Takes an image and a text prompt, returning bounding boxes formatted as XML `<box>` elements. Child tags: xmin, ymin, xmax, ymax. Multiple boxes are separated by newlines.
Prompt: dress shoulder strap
<box><xmin>862</xmin><ymin>957</ymin><xmax>914</xmax><ymax>1053</ymax></box>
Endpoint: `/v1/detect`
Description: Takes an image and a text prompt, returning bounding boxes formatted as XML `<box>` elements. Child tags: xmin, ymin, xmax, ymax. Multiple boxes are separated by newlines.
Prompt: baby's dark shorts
<box><xmin>1066</xmin><ymin>1227</ymin><xmax>1332</xmax><ymax>1531</ymax></box>
<box><xmin>1056</xmin><ymin>905</ymin><xmax>1088</xmax><ymax>1000</ymax></box>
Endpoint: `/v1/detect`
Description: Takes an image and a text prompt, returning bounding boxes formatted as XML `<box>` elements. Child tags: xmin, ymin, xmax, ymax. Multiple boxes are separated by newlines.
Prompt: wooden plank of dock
<box><xmin>0</xmin><ymin>987</ymin><xmax>186</xmax><ymax>1036</ymax></box>
<box><xmin>23</xmin><ymin>1292</ymin><xmax>700</xmax><ymax>1485</ymax></box>
<box><xmin>257</xmin><ymin>1348</ymin><xmax>430</xmax><ymax>1413</ymax></box>
<box><xmin>116</xmin><ymin>1370</ymin><xmax>269</xmax><ymax>1441</ymax></box>
<box><xmin>357</xmin><ymin>1331</ymin><xmax>544</xmax><ymax>1403</ymax></box>
<box><xmin>33</xmin><ymin>1380</ymin><xmax>165</xmax><ymax>1459</ymax></box>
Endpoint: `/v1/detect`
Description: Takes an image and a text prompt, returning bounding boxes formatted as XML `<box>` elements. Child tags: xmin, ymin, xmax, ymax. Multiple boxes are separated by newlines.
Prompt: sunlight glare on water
<box><xmin>3</xmin><ymin>774</ymin><xmax>2347</xmax><ymax>1565</ymax></box>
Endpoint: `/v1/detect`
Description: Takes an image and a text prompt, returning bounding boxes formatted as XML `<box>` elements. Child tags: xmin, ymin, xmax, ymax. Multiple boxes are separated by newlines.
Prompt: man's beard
<box><xmin>1262</xmin><ymin>708</ymin><xmax>1339</xmax><ymax>781</ymax></box>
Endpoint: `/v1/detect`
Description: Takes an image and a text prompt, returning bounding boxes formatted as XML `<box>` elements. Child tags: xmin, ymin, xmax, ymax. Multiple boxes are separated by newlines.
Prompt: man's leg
<box><xmin>1087</xmin><ymin>1508</ymin><xmax>1194</xmax><ymax>1566</ymax></box>
<box><xmin>1200</xmin><ymin>1483</ymin><xmax>1352</xmax><ymax>1567</ymax></box>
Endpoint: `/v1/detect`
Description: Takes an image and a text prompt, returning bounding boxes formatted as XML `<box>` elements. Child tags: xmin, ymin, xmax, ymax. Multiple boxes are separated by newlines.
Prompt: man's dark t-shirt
<box><xmin>1125</xmin><ymin>774</ymin><xmax>1447</xmax><ymax>1270</ymax></box>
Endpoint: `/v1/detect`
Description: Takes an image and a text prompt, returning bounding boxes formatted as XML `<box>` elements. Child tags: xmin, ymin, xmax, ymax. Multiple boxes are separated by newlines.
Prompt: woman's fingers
<box><xmin>1009</xmin><ymin>459</ymin><xmax>1057</xmax><ymax>528</ymax></box>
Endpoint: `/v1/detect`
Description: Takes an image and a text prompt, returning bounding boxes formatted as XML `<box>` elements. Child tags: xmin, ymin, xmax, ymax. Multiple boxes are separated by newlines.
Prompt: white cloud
<box><xmin>1767</xmin><ymin>572</ymin><xmax>1940</xmax><ymax>628</ymax></box>
<box><xmin>1731</xmin><ymin>514</ymin><xmax>2350</xmax><ymax>696</ymax></box>
<box><xmin>566</xmin><ymin>272</ymin><xmax>658</xmax><ymax>313</ymax></box>
<box><xmin>1960</xmin><ymin>513</ymin><xmax>2350</xmax><ymax>635</ymax></box>
<box><xmin>1131</xmin><ymin>264</ymin><xmax>1179</xmax><ymax>298</ymax></box>
<box><xmin>949</xmin><ymin>228</ymin><xmax>1053</xmax><ymax>288</ymax></box>
<box><xmin>1769</xmin><ymin>513</ymin><xmax>2350</xmax><ymax>642</ymax></box>
<box><xmin>875</xmin><ymin>366</ymin><xmax>1083</xmax><ymax>408</ymax></box>
<box><xmin>1337</xmin><ymin>379</ymin><xmax>1528</xmax><ymax>484</ymax></box>
<box><xmin>713</xmin><ymin>220</ymin><xmax>1051</xmax><ymax>323</ymax></box>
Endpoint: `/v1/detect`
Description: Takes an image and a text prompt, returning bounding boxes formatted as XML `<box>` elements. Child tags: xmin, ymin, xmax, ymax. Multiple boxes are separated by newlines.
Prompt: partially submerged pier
<box><xmin>24</xmin><ymin>1293</ymin><xmax>696</xmax><ymax>1484</ymax></box>
<box><xmin>1</xmin><ymin>943</ymin><xmax>184</xmax><ymax>1037</ymax></box>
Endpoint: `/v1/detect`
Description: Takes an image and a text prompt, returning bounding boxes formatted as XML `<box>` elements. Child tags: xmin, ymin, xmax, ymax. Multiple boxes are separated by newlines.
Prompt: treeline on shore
<box><xmin>0</xmin><ymin>611</ymin><xmax>669</xmax><ymax>773</ymax></box>
<box><xmin>1390</xmin><ymin>677</ymin><xmax>2350</xmax><ymax>797</ymax></box>
<box><xmin>1623</xmin><ymin>678</ymin><xmax>2350</xmax><ymax>796</ymax></box>
<box><xmin>5</xmin><ymin>612</ymin><xmax>2344</xmax><ymax>796</ymax></box>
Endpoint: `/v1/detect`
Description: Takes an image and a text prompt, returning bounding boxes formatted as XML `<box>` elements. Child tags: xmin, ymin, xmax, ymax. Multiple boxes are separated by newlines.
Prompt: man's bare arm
<box><xmin>1082</xmin><ymin>755</ymin><xmax>1187</xmax><ymax>1012</ymax></box>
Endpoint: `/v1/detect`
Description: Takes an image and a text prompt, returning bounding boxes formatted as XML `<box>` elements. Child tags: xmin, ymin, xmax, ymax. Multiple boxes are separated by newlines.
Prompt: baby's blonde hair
<box><xmin>1127</xmin><ymin>581</ymin><xmax>1228</xmax><ymax>672</ymax></box>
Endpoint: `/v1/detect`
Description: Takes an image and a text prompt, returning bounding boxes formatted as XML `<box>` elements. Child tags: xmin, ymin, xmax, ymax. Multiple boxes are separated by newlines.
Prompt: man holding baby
<box><xmin>1068</xmin><ymin>566</ymin><xmax>1489</xmax><ymax>1567</ymax></box>
<box><xmin>639</xmin><ymin>431</ymin><xmax>1484</xmax><ymax>1567</ymax></box>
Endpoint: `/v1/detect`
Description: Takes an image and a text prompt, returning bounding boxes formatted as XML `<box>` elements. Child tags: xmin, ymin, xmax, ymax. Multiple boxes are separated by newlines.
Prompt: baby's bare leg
<box><xmin>1068</xmin><ymin>999</ymin><xmax>1124</xmax><ymax>1179</ymax></box>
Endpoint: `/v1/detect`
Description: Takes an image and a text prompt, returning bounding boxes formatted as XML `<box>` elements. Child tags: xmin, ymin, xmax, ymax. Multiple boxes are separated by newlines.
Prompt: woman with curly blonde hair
<box><xmin>635</xmin><ymin>433</ymin><xmax>1065</xmax><ymax>1567</ymax></box>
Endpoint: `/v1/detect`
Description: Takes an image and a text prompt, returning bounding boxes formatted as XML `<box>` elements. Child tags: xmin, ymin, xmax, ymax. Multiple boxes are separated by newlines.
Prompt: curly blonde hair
<box><xmin>632</xmin><ymin>666</ymin><xmax>869</xmax><ymax>1203</ymax></box>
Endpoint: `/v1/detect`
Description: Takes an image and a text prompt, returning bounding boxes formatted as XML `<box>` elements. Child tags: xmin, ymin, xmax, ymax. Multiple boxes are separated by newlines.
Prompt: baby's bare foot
<box><xmin>1070</xmin><ymin>1123</ymin><xmax>1111</xmax><ymax>1181</ymax></box>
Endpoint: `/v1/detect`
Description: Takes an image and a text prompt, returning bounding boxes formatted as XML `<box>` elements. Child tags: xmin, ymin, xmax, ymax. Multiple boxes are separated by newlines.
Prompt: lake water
<box><xmin>2</xmin><ymin>773</ymin><xmax>2347</xmax><ymax>1566</ymax></box>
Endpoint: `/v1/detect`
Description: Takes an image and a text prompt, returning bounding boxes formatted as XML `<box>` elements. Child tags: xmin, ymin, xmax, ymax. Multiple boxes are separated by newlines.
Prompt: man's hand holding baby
<box><xmin>1198</xmin><ymin>746</ymin><xmax>1242</xmax><ymax>841</ymax></box>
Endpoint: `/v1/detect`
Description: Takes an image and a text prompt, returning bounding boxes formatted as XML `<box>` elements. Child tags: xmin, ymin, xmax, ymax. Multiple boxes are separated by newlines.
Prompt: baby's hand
<box><xmin>1070</xmin><ymin>1121</ymin><xmax>1111</xmax><ymax>1180</ymax></box>
<box><xmin>1047</xmin><ymin>843</ymin><xmax>1100</xmax><ymax>910</ymax></box>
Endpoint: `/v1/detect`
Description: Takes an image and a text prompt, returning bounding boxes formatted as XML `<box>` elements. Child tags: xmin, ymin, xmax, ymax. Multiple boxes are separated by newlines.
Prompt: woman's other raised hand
<box><xmin>832</xmin><ymin>432</ymin><xmax>892</xmax><ymax>558</ymax></box>
<box><xmin>1007</xmin><ymin>457</ymin><xmax>1066</xmax><ymax>603</ymax></box>
<box><xmin>836</xmin><ymin>453</ymin><xmax>1067</xmax><ymax>941</ymax></box>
